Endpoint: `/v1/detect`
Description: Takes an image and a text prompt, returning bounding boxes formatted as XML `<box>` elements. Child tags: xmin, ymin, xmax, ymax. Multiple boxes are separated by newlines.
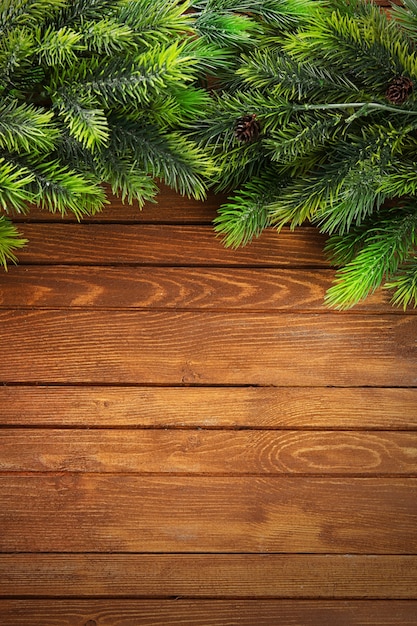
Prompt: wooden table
<box><xmin>0</xmin><ymin>185</ymin><xmax>416</xmax><ymax>624</ymax></box>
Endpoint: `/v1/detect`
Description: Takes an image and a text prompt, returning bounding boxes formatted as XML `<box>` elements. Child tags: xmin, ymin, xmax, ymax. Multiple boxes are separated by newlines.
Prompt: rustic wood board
<box><xmin>16</xmin><ymin>224</ymin><xmax>328</xmax><ymax>266</ymax></box>
<box><xmin>2</xmin><ymin>429</ymin><xmax>417</xmax><ymax>475</ymax></box>
<box><xmin>1</xmin><ymin>600</ymin><xmax>416</xmax><ymax>626</ymax></box>
<box><xmin>7</xmin><ymin>185</ymin><xmax>223</xmax><ymax>223</ymax></box>
<box><xmin>1</xmin><ymin>476</ymin><xmax>416</xmax><ymax>553</ymax></box>
<box><xmin>1</xmin><ymin>555</ymin><xmax>416</xmax><ymax>598</ymax></box>
<box><xmin>0</xmin><ymin>266</ymin><xmax>398</xmax><ymax>311</ymax></box>
<box><xmin>0</xmin><ymin>310</ymin><xmax>415</xmax><ymax>385</ymax></box>
<box><xmin>1</xmin><ymin>162</ymin><xmax>416</xmax><ymax>624</ymax></box>
<box><xmin>1</xmin><ymin>386</ymin><xmax>416</xmax><ymax>429</ymax></box>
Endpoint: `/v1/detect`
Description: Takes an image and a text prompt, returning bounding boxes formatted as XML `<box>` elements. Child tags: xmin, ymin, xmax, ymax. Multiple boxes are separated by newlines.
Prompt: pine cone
<box><xmin>386</xmin><ymin>76</ymin><xmax>414</xmax><ymax>104</ymax></box>
<box><xmin>234</xmin><ymin>114</ymin><xmax>261</xmax><ymax>142</ymax></box>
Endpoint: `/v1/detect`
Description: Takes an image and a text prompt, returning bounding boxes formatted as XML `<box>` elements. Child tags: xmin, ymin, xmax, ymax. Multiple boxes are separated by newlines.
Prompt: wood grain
<box><xmin>1</xmin><ymin>476</ymin><xmax>416</xmax><ymax>553</ymax></box>
<box><xmin>16</xmin><ymin>224</ymin><xmax>328</xmax><ymax>266</ymax></box>
<box><xmin>1</xmin><ymin>429</ymin><xmax>416</xmax><ymax>475</ymax></box>
<box><xmin>1</xmin><ymin>554</ymin><xmax>416</xmax><ymax>598</ymax></box>
<box><xmin>1</xmin><ymin>386</ymin><xmax>416</xmax><ymax>429</ymax></box>
<box><xmin>1</xmin><ymin>600</ymin><xmax>417</xmax><ymax>626</ymax></box>
<box><xmin>6</xmin><ymin>185</ymin><xmax>222</xmax><ymax>223</ymax></box>
<box><xmin>0</xmin><ymin>310</ymin><xmax>415</xmax><ymax>386</ymax></box>
<box><xmin>0</xmin><ymin>266</ymin><xmax>397</xmax><ymax>311</ymax></box>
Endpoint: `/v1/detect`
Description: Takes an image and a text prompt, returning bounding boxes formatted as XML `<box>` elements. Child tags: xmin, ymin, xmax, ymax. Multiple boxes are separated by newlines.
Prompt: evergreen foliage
<box><xmin>0</xmin><ymin>0</ymin><xmax>228</xmax><ymax>266</ymax></box>
<box><xmin>193</xmin><ymin>0</ymin><xmax>417</xmax><ymax>309</ymax></box>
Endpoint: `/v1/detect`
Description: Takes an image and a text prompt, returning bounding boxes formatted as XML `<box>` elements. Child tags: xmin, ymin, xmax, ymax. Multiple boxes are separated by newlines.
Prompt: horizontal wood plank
<box><xmin>1</xmin><ymin>429</ymin><xmax>416</xmax><ymax>475</ymax></box>
<box><xmin>0</xmin><ymin>310</ymin><xmax>415</xmax><ymax>386</ymax></box>
<box><xmin>375</xmin><ymin>0</ymin><xmax>402</xmax><ymax>6</ymax></box>
<box><xmin>1</xmin><ymin>386</ymin><xmax>416</xmax><ymax>429</ymax></box>
<box><xmin>1</xmin><ymin>476</ymin><xmax>416</xmax><ymax>553</ymax></box>
<box><xmin>0</xmin><ymin>266</ymin><xmax>397</xmax><ymax>311</ymax></box>
<box><xmin>1</xmin><ymin>600</ymin><xmax>417</xmax><ymax>626</ymax></box>
<box><xmin>0</xmin><ymin>555</ymin><xmax>416</xmax><ymax>598</ymax></box>
<box><xmin>15</xmin><ymin>224</ymin><xmax>328</xmax><ymax>266</ymax></box>
<box><xmin>6</xmin><ymin>185</ymin><xmax>222</xmax><ymax>223</ymax></box>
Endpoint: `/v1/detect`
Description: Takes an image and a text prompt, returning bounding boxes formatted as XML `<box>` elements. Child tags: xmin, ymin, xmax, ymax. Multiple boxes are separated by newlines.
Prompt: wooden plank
<box><xmin>1</xmin><ymin>600</ymin><xmax>417</xmax><ymax>626</ymax></box>
<box><xmin>0</xmin><ymin>555</ymin><xmax>416</xmax><ymax>598</ymax></box>
<box><xmin>1</xmin><ymin>429</ymin><xmax>417</xmax><ymax>475</ymax></box>
<box><xmin>15</xmin><ymin>224</ymin><xmax>328</xmax><ymax>266</ymax></box>
<box><xmin>6</xmin><ymin>185</ymin><xmax>222</xmax><ymax>223</ymax></box>
<box><xmin>375</xmin><ymin>0</ymin><xmax>402</xmax><ymax>6</ymax></box>
<box><xmin>0</xmin><ymin>476</ymin><xmax>416</xmax><ymax>553</ymax></box>
<box><xmin>1</xmin><ymin>386</ymin><xmax>416</xmax><ymax>430</ymax></box>
<box><xmin>0</xmin><ymin>310</ymin><xmax>415</xmax><ymax>386</ymax></box>
<box><xmin>0</xmin><ymin>266</ymin><xmax>398</xmax><ymax>311</ymax></box>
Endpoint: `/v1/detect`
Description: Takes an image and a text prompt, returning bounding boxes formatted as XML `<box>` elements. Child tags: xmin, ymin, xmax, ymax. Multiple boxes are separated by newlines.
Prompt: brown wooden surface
<box><xmin>1</xmin><ymin>386</ymin><xmax>416</xmax><ymax>429</ymax></box>
<box><xmin>10</xmin><ymin>185</ymin><xmax>223</xmax><ymax>223</ymax></box>
<box><xmin>2</xmin><ymin>476</ymin><xmax>416</xmax><ymax>553</ymax></box>
<box><xmin>2</xmin><ymin>429</ymin><xmax>417</xmax><ymax>475</ymax></box>
<box><xmin>15</xmin><ymin>224</ymin><xmax>329</xmax><ymax>266</ymax></box>
<box><xmin>0</xmin><ymin>265</ymin><xmax>403</xmax><ymax>311</ymax></box>
<box><xmin>0</xmin><ymin>183</ymin><xmax>416</xmax><ymax>625</ymax></box>
<box><xmin>1</xmin><ymin>601</ymin><xmax>417</xmax><ymax>626</ymax></box>
<box><xmin>1</xmin><ymin>555</ymin><xmax>416</xmax><ymax>597</ymax></box>
<box><xmin>1</xmin><ymin>310</ymin><xmax>415</xmax><ymax>386</ymax></box>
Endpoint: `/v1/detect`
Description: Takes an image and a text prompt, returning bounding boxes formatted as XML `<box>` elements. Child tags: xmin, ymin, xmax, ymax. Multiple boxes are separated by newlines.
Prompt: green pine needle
<box><xmin>325</xmin><ymin>209</ymin><xmax>417</xmax><ymax>309</ymax></box>
<box><xmin>214</xmin><ymin>174</ymin><xmax>287</xmax><ymax>247</ymax></box>
<box><xmin>0</xmin><ymin>99</ymin><xmax>59</xmax><ymax>154</ymax></box>
<box><xmin>35</xmin><ymin>25</ymin><xmax>84</xmax><ymax>66</ymax></box>
<box><xmin>53</xmin><ymin>95</ymin><xmax>109</xmax><ymax>151</ymax></box>
<box><xmin>0</xmin><ymin>215</ymin><xmax>27</xmax><ymax>269</ymax></box>
<box><xmin>30</xmin><ymin>160</ymin><xmax>107</xmax><ymax>218</ymax></box>
<box><xmin>0</xmin><ymin>158</ymin><xmax>35</xmax><ymax>213</ymax></box>
<box><xmin>385</xmin><ymin>258</ymin><xmax>417</xmax><ymax>309</ymax></box>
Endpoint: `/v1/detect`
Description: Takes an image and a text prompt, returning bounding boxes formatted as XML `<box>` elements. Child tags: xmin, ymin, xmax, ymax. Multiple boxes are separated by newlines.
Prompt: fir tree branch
<box><xmin>108</xmin><ymin>118</ymin><xmax>213</xmax><ymax>199</ymax></box>
<box><xmin>292</xmin><ymin>101</ymin><xmax>417</xmax><ymax>117</ymax></box>
<box><xmin>79</xmin><ymin>18</ymin><xmax>136</xmax><ymax>54</ymax></box>
<box><xmin>193</xmin><ymin>0</ymin><xmax>318</xmax><ymax>29</ymax></box>
<box><xmin>34</xmin><ymin>24</ymin><xmax>84</xmax><ymax>66</ymax></box>
<box><xmin>0</xmin><ymin>157</ymin><xmax>35</xmax><ymax>213</ymax></box>
<box><xmin>0</xmin><ymin>28</ymin><xmax>35</xmax><ymax>86</ymax></box>
<box><xmin>52</xmin><ymin>93</ymin><xmax>109</xmax><ymax>151</ymax></box>
<box><xmin>385</xmin><ymin>257</ymin><xmax>417</xmax><ymax>309</ymax></box>
<box><xmin>117</xmin><ymin>0</ymin><xmax>192</xmax><ymax>46</ymax></box>
<box><xmin>0</xmin><ymin>0</ymin><xmax>66</xmax><ymax>30</ymax></box>
<box><xmin>325</xmin><ymin>208</ymin><xmax>417</xmax><ymax>309</ymax></box>
<box><xmin>29</xmin><ymin>159</ymin><xmax>107</xmax><ymax>218</ymax></box>
<box><xmin>95</xmin><ymin>154</ymin><xmax>159</xmax><ymax>206</ymax></box>
<box><xmin>0</xmin><ymin>98</ymin><xmax>59</xmax><ymax>154</ymax></box>
<box><xmin>283</xmin><ymin>2</ymin><xmax>416</xmax><ymax>85</ymax></box>
<box><xmin>0</xmin><ymin>216</ymin><xmax>27</xmax><ymax>269</ymax></box>
<box><xmin>195</xmin><ymin>10</ymin><xmax>261</xmax><ymax>49</ymax></box>
<box><xmin>214</xmin><ymin>172</ymin><xmax>288</xmax><ymax>247</ymax></box>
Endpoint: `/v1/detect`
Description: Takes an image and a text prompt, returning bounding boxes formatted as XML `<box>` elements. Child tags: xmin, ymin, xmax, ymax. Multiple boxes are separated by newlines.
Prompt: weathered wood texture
<box><xmin>1</xmin><ymin>386</ymin><xmax>416</xmax><ymax>429</ymax></box>
<box><xmin>2</xmin><ymin>429</ymin><xmax>417</xmax><ymax>475</ymax></box>
<box><xmin>0</xmin><ymin>182</ymin><xmax>416</xmax><ymax>625</ymax></box>
<box><xmin>1</xmin><ymin>600</ymin><xmax>417</xmax><ymax>626</ymax></box>
<box><xmin>2</xmin><ymin>475</ymin><xmax>416</xmax><ymax>553</ymax></box>
<box><xmin>10</xmin><ymin>185</ymin><xmax>222</xmax><ymax>223</ymax></box>
<box><xmin>1</xmin><ymin>310</ymin><xmax>415</xmax><ymax>385</ymax></box>
<box><xmin>1</xmin><ymin>555</ymin><xmax>416</xmax><ymax>597</ymax></box>
<box><xmin>15</xmin><ymin>224</ymin><xmax>329</xmax><ymax>266</ymax></box>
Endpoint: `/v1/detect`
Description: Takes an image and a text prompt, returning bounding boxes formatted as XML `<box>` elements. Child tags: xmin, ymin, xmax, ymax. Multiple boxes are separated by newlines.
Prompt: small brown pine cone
<box><xmin>385</xmin><ymin>75</ymin><xmax>414</xmax><ymax>104</ymax></box>
<box><xmin>234</xmin><ymin>114</ymin><xmax>261</xmax><ymax>142</ymax></box>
